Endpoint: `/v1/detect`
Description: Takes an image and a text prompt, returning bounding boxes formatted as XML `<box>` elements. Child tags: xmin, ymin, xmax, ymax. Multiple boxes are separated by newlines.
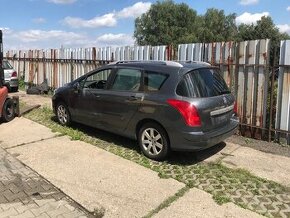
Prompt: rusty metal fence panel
<box><xmin>275</xmin><ymin>40</ymin><xmax>290</xmax><ymax>143</ymax></box>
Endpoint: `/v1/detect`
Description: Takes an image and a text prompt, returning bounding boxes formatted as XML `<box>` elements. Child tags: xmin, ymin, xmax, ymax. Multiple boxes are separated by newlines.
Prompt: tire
<box><xmin>1</xmin><ymin>98</ymin><xmax>15</xmax><ymax>122</ymax></box>
<box><xmin>56</xmin><ymin>102</ymin><xmax>71</xmax><ymax>126</ymax></box>
<box><xmin>138</xmin><ymin>122</ymin><xmax>170</xmax><ymax>161</ymax></box>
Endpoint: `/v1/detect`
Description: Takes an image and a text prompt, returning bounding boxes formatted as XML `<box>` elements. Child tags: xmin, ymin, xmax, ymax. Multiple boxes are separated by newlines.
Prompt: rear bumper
<box><xmin>170</xmin><ymin>117</ymin><xmax>239</xmax><ymax>151</ymax></box>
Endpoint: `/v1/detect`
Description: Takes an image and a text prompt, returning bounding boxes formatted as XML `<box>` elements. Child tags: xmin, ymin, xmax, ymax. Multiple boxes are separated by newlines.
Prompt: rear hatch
<box><xmin>4</xmin><ymin>69</ymin><xmax>13</xmax><ymax>82</ymax></box>
<box><xmin>176</xmin><ymin>67</ymin><xmax>235</xmax><ymax>132</ymax></box>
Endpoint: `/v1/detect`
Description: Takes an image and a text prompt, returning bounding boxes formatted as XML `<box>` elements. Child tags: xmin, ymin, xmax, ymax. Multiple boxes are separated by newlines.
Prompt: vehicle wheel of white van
<box><xmin>138</xmin><ymin>122</ymin><xmax>170</xmax><ymax>161</ymax></box>
<box><xmin>56</xmin><ymin>103</ymin><xmax>71</xmax><ymax>126</ymax></box>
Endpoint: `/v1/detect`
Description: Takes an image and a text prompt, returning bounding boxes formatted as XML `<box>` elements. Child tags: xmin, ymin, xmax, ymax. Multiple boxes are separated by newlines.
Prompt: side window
<box><xmin>144</xmin><ymin>71</ymin><xmax>168</xmax><ymax>91</ymax></box>
<box><xmin>111</xmin><ymin>68</ymin><xmax>141</xmax><ymax>91</ymax></box>
<box><xmin>82</xmin><ymin>69</ymin><xmax>112</xmax><ymax>89</ymax></box>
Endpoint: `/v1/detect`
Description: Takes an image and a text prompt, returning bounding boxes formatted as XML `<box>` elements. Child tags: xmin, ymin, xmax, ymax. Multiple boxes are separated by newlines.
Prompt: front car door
<box><xmin>70</xmin><ymin>68</ymin><xmax>113</xmax><ymax>127</ymax></box>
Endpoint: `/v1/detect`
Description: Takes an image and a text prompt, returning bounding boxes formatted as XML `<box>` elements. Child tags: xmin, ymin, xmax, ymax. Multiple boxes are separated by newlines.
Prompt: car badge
<box><xmin>223</xmin><ymin>97</ymin><xmax>227</xmax><ymax>104</ymax></box>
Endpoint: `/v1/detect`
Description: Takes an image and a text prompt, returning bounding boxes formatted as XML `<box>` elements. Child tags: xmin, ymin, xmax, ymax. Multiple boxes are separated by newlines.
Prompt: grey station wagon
<box><xmin>52</xmin><ymin>61</ymin><xmax>238</xmax><ymax>160</ymax></box>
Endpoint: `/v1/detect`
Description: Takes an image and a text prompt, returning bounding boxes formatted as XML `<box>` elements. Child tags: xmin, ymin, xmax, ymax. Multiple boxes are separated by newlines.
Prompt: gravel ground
<box><xmin>226</xmin><ymin>134</ymin><xmax>290</xmax><ymax>158</ymax></box>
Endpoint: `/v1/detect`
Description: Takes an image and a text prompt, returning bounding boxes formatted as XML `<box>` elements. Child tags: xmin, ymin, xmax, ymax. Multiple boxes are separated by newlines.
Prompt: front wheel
<box><xmin>1</xmin><ymin>98</ymin><xmax>15</xmax><ymax>122</ymax></box>
<box><xmin>56</xmin><ymin>103</ymin><xmax>71</xmax><ymax>126</ymax></box>
<box><xmin>138</xmin><ymin>122</ymin><xmax>170</xmax><ymax>161</ymax></box>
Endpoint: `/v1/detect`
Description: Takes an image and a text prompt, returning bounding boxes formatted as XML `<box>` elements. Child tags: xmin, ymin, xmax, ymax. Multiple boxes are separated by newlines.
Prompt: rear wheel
<box><xmin>138</xmin><ymin>122</ymin><xmax>170</xmax><ymax>161</ymax></box>
<box><xmin>1</xmin><ymin>98</ymin><xmax>15</xmax><ymax>122</ymax></box>
<box><xmin>56</xmin><ymin>103</ymin><xmax>71</xmax><ymax>126</ymax></box>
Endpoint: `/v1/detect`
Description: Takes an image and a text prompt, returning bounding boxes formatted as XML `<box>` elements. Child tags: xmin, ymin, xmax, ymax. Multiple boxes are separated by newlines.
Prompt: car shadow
<box><xmin>166</xmin><ymin>142</ymin><xmax>226</xmax><ymax>165</ymax></box>
<box><xmin>51</xmin><ymin>116</ymin><xmax>227</xmax><ymax>166</ymax></box>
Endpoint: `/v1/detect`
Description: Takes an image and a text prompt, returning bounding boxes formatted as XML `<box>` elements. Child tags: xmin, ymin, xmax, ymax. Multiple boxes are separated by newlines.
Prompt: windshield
<box><xmin>2</xmin><ymin>61</ymin><xmax>13</xmax><ymax>69</ymax></box>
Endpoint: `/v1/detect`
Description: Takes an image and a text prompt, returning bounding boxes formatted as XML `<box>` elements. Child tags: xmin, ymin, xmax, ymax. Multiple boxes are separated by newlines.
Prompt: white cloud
<box><xmin>0</xmin><ymin>27</ymin><xmax>12</xmax><ymax>34</ymax></box>
<box><xmin>63</xmin><ymin>1</ymin><xmax>151</xmax><ymax>29</ymax></box>
<box><xmin>277</xmin><ymin>24</ymin><xmax>290</xmax><ymax>34</ymax></box>
<box><xmin>17</xmin><ymin>30</ymin><xmax>84</xmax><ymax>43</ymax></box>
<box><xmin>47</xmin><ymin>0</ymin><xmax>76</xmax><ymax>4</ymax></box>
<box><xmin>117</xmin><ymin>2</ymin><xmax>152</xmax><ymax>18</ymax></box>
<box><xmin>33</xmin><ymin>18</ymin><xmax>46</xmax><ymax>24</ymax></box>
<box><xmin>239</xmin><ymin>0</ymin><xmax>259</xmax><ymax>5</ymax></box>
<box><xmin>236</xmin><ymin>12</ymin><xmax>269</xmax><ymax>25</ymax></box>
<box><xmin>63</xmin><ymin>13</ymin><xmax>117</xmax><ymax>28</ymax></box>
<box><xmin>1</xmin><ymin>28</ymin><xmax>135</xmax><ymax>50</ymax></box>
<box><xmin>96</xmin><ymin>33</ymin><xmax>134</xmax><ymax>46</ymax></box>
<box><xmin>287</xmin><ymin>6</ymin><xmax>290</xmax><ymax>11</ymax></box>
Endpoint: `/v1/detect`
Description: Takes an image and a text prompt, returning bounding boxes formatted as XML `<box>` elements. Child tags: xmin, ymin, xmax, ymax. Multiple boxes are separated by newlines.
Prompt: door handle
<box><xmin>128</xmin><ymin>94</ymin><xmax>144</xmax><ymax>101</ymax></box>
<box><xmin>128</xmin><ymin>96</ymin><xmax>139</xmax><ymax>101</ymax></box>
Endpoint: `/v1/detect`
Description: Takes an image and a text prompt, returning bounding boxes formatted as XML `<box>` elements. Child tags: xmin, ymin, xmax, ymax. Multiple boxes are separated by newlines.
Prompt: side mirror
<box><xmin>73</xmin><ymin>82</ymin><xmax>80</xmax><ymax>92</ymax></box>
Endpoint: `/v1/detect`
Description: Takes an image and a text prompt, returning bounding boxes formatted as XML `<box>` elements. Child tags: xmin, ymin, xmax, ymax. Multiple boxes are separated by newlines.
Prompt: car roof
<box><xmin>108</xmin><ymin>60</ymin><xmax>212</xmax><ymax>73</ymax></box>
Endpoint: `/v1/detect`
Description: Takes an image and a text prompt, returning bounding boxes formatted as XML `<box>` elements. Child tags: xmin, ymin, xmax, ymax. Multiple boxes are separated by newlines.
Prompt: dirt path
<box><xmin>10</xmin><ymin>90</ymin><xmax>52</xmax><ymax>108</ymax></box>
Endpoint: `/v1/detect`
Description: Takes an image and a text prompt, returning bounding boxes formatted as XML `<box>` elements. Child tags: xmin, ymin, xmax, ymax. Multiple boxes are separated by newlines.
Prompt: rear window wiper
<box><xmin>219</xmin><ymin>90</ymin><xmax>231</xmax><ymax>94</ymax></box>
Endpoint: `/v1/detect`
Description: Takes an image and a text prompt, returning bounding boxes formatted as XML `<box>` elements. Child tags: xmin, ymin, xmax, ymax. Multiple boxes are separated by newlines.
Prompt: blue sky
<box><xmin>0</xmin><ymin>0</ymin><xmax>289</xmax><ymax>50</ymax></box>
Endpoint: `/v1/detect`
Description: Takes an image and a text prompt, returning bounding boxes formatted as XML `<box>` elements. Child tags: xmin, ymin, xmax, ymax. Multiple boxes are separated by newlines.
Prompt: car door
<box><xmin>99</xmin><ymin>67</ymin><xmax>143</xmax><ymax>133</ymax></box>
<box><xmin>71</xmin><ymin>68</ymin><xmax>113</xmax><ymax>127</ymax></box>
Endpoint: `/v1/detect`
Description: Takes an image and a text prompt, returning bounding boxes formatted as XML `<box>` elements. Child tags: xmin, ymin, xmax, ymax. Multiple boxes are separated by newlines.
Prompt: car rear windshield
<box><xmin>176</xmin><ymin>68</ymin><xmax>230</xmax><ymax>97</ymax></box>
<box><xmin>2</xmin><ymin>61</ymin><xmax>13</xmax><ymax>69</ymax></box>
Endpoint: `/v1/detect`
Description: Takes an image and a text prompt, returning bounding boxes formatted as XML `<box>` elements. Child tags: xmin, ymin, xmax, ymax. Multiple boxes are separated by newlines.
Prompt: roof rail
<box><xmin>112</xmin><ymin>60</ymin><xmax>183</xmax><ymax>67</ymax></box>
<box><xmin>184</xmin><ymin>61</ymin><xmax>211</xmax><ymax>66</ymax></box>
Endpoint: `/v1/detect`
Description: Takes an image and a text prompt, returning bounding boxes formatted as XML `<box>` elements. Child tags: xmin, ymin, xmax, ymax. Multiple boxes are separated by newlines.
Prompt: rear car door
<box><xmin>176</xmin><ymin>68</ymin><xmax>235</xmax><ymax>132</ymax></box>
<box><xmin>99</xmin><ymin>67</ymin><xmax>143</xmax><ymax>133</ymax></box>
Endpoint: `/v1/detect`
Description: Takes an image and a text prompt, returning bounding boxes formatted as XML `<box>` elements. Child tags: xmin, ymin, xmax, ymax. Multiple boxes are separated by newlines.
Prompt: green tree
<box><xmin>134</xmin><ymin>0</ymin><xmax>198</xmax><ymax>46</ymax></box>
<box><xmin>236</xmin><ymin>16</ymin><xmax>290</xmax><ymax>65</ymax></box>
<box><xmin>197</xmin><ymin>8</ymin><xmax>237</xmax><ymax>42</ymax></box>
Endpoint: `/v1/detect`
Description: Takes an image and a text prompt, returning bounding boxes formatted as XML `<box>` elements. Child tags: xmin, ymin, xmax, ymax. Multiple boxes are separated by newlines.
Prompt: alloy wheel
<box><xmin>141</xmin><ymin>128</ymin><xmax>164</xmax><ymax>156</ymax></box>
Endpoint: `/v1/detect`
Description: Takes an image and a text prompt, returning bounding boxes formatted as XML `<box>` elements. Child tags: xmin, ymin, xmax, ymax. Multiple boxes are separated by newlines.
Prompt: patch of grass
<box><xmin>93</xmin><ymin>207</ymin><xmax>105</xmax><ymax>218</ymax></box>
<box><xmin>212</xmin><ymin>194</ymin><xmax>231</xmax><ymax>205</ymax></box>
<box><xmin>143</xmin><ymin>186</ymin><xmax>190</xmax><ymax>218</ymax></box>
<box><xmin>244</xmin><ymin>138</ymin><xmax>252</xmax><ymax>144</ymax></box>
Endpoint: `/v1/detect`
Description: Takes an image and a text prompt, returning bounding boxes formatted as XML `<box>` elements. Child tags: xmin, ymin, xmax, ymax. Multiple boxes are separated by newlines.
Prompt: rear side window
<box><xmin>176</xmin><ymin>68</ymin><xmax>230</xmax><ymax>97</ymax></box>
<box><xmin>144</xmin><ymin>71</ymin><xmax>168</xmax><ymax>91</ymax></box>
<box><xmin>111</xmin><ymin>68</ymin><xmax>141</xmax><ymax>91</ymax></box>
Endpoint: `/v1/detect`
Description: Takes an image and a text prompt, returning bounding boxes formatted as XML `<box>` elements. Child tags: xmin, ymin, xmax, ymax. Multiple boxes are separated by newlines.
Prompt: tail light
<box><xmin>11</xmin><ymin>71</ymin><xmax>17</xmax><ymax>77</ymax></box>
<box><xmin>167</xmin><ymin>99</ymin><xmax>201</xmax><ymax>127</ymax></box>
<box><xmin>234</xmin><ymin>101</ymin><xmax>238</xmax><ymax>115</ymax></box>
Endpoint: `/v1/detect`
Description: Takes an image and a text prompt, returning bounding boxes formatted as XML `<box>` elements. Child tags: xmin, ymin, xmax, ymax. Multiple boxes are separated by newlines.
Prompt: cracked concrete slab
<box><xmin>0</xmin><ymin>117</ymin><xmax>58</xmax><ymax>149</ymax></box>
<box><xmin>221</xmin><ymin>145</ymin><xmax>290</xmax><ymax>187</ymax></box>
<box><xmin>153</xmin><ymin>188</ymin><xmax>264</xmax><ymax>218</ymax></box>
<box><xmin>7</xmin><ymin>135</ymin><xmax>184</xmax><ymax>218</ymax></box>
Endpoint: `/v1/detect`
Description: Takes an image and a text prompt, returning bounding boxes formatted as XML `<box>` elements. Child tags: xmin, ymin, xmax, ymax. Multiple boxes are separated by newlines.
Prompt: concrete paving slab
<box><xmin>153</xmin><ymin>188</ymin><xmax>264</xmax><ymax>218</ymax></box>
<box><xmin>0</xmin><ymin>117</ymin><xmax>58</xmax><ymax>149</ymax></box>
<box><xmin>222</xmin><ymin>145</ymin><xmax>290</xmax><ymax>187</ymax></box>
<box><xmin>7</xmin><ymin>136</ymin><xmax>184</xmax><ymax>218</ymax></box>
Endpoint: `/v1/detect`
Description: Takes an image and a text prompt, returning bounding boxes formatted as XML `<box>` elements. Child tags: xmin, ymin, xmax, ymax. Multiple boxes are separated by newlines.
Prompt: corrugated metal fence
<box><xmin>5</xmin><ymin>39</ymin><xmax>290</xmax><ymax>144</ymax></box>
<box><xmin>276</xmin><ymin>40</ymin><xmax>290</xmax><ymax>143</ymax></box>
